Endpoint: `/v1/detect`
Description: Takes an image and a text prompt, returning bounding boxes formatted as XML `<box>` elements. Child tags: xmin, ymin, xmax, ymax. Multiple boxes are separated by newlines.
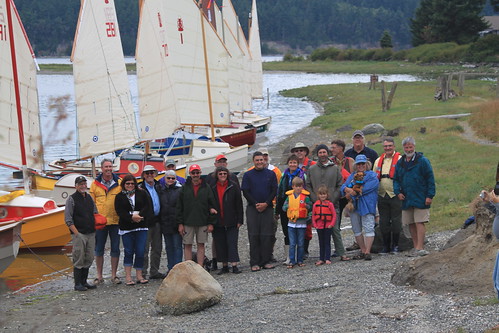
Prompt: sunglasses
<box><xmin>144</xmin><ymin>171</ymin><xmax>155</xmax><ymax>175</ymax></box>
<box><xmin>294</xmin><ymin>149</ymin><xmax>305</xmax><ymax>152</ymax></box>
<box><xmin>166</xmin><ymin>177</ymin><xmax>176</xmax><ymax>180</ymax></box>
<box><xmin>218</xmin><ymin>172</ymin><xmax>228</xmax><ymax>175</ymax></box>
<box><xmin>190</xmin><ymin>171</ymin><xmax>201</xmax><ymax>175</ymax></box>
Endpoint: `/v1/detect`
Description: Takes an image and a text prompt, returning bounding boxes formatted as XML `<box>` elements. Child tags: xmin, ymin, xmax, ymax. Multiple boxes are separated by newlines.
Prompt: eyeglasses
<box><xmin>125</xmin><ymin>182</ymin><xmax>135</xmax><ymax>185</ymax></box>
<box><xmin>166</xmin><ymin>177</ymin><xmax>176</xmax><ymax>180</ymax></box>
<box><xmin>190</xmin><ymin>171</ymin><xmax>201</xmax><ymax>175</ymax></box>
<box><xmin>218</xmin><ymin>172</ymin><xmax>228</xmax><ymax>176</ymax></box>
<box><xmin>294</xmin><ymin>149</ymin><xmax>305</xmax><ymax>152</ymax></box>
<box><xmin>144</xmin><ymin>171</ymin><xmax>155</xmax><ymax>175</ymax></box>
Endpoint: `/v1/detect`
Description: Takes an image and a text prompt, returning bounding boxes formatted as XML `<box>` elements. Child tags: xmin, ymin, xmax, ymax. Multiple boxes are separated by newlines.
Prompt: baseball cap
<box><xmin>354</xmin><ymin>154</ymin><xmax>368</xmax><ymax>164</ymax></box>
<box><xmin>260</xmin><ymin>147</ymin><xmax>269</xmax><ymax>155</ymax></box>
<box><xmin>215</xmin><ymin>154</ymin><xmax>227</xmax><ymax>161</ymax></box>
<box><xmin>352</xmin><ymin>130</ymin><xmax>365</xmax><ymax>139</ymax></box>
<box><xmin>189</xmin><ymin>164</ymin><xmax>201</xmax><ymax>173</ymax></box>
<box><xmin>75</xmin><ymin>176</ymin><xmax>87</xmax><ymax>185</ymax></box>
<box><xmin>165</xmin><ymin>158</ymin><xmax>176</xmax><ymax>166</ymax></box>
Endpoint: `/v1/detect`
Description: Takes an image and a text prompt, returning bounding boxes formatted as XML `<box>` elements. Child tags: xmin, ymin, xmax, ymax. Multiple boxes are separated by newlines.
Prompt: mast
<box><xmin>199</xmin><ymin>3</ymin><xmax>216</xmax><ymax>141</ymax></box>
<box><xmin>6</xmin><ymin>0</ymin><xmax>29</xmax><ymax>194</ymax></box>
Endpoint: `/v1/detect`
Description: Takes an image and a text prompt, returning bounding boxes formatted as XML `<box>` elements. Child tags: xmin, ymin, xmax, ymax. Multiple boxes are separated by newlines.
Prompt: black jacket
<box><xmin>138</xmin><ymin>179</ymin><xmax>163</xmax><ymax>226</ymax></box>
<box><xmin>211</xmin><ymin>180</ymin><xmax>243</xmax><ymax>227</ymax></box>
<box><xmin>159</xmin><ymin>182</ymin><xmax>182</xmax><ymax>234</ymax></box>
<box><xmin>114</xmin><ymin>189</ymin><xmax>150</xmax><ymax>231</ymax></box>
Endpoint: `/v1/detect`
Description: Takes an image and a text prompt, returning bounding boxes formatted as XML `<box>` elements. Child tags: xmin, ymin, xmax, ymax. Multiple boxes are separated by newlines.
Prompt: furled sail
<box><xmin>0</xmin><ymin>0</ymin><xmax>43</xmax><ymax>171</ymax></box>
<box><xmin>164</xmin><ymin>0</ymin><xmax>230</xmax><ymax>127</ymax></box>
<box><xmin>136</xmin><ymin>0</ymin><xmax>179</xmax><ymax>141</ymax></box>
<box><xmin>248</xmin><ymin>0</ymin><xmax>263</xmax><ymax>99</ymax></box>
<box><xmin>71</xmin><ymin>0</ymin><xmax>138</xmax><ymax>158</ymax></box>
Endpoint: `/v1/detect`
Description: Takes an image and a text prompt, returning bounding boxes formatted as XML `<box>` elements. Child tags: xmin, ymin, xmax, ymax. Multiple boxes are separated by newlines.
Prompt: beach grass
<box><xmin>39</xmin><ymin>63</ymin><xmax>137</xmax><ymax>72</ymax></box>
<box><xmin>281</xmin><ymin>79</ymin><xmax>499</xmax><ymax>232</ymax></box>
<box><xmin>263</xmin><ymin>60</ymin><xmax>499</xmax><ymax>76</ymax></box>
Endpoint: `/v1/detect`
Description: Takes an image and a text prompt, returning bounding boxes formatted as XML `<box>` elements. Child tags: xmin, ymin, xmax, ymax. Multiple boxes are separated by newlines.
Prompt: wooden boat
<box><xmin>0</xmin><ymin>221</ymin><xmax>22</xmax><ymax>274</ymax></box>
<box><xmin>0</xmin><ymin>0</ymin><xmax>70</xmax><ymax>249</ymax></box>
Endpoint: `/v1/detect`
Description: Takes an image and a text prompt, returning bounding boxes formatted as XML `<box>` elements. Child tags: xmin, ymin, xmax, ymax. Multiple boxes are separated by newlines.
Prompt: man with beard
<box><xmin>306</xmin><ymin>144</ymin><xmax>350</xmax><ymax>261</ymax></box>
<box><xmin>393</xmin><ymin>137</ymin><xmax>435</xmax><ymax>257</ymax></box>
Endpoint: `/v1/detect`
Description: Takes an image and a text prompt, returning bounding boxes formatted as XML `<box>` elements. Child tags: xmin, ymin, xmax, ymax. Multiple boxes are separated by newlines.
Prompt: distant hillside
<box><xmin>14</xmin><ymin>0</ymin><xmax>497</xmax><ymax>56</ymax></box>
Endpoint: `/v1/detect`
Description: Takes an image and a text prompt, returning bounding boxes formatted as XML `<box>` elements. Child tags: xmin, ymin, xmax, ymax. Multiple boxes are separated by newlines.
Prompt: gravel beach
<box><xmin>1</xmin><ymin>125</ymin><xmax>498</xmax><ymax>332</ymax></box>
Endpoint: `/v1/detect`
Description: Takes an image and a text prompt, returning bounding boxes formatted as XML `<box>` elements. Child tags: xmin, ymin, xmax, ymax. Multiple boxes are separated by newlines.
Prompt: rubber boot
<box><xmin>283</xmin><ymin>245</ymin><xmax>290</xmax><ymax>265</ymax></box>
<box><xmin>303</xmin><ymin>239</ymin><xmax>310</xmax><ymax>260</ymax></box>
<box><xmin>211</xmin><ymin>258</ymin><xmax>218</xmax><ymax>271</ymax></box>
<box><xmin>74</xmin><ymin>267</ymin><xmax>87</xmax><ymax>291</ymax></box>
<box><xmin>82</xmin><ymin>267</ymin><xmax>96</xmax><ymax>289</ymax></box>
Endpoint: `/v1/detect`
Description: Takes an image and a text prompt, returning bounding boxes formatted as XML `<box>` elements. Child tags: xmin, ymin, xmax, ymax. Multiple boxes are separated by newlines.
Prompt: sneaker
<box><xmin>406</xmin><ymin>248</ymin><xmax>418</xmax><ymax>257</ymax></box>
<box><xmin>390</xmin><ymin>246</ymin><xmax>400</xmax><ymax>254</ymax></box>
<box><xmin>346</xmin><ymin>242</ymin><xmax>360</xmax><ymax>251</ymax></box>
<box><xmin>232</xmin><ymin>266</ymin><xmax>241</xmax><ymax>274</ymax></box>
<box><xmin>378</xmin><ymin>248</ymin><xmax>390</xmax><ymax>255</ymax></box>
<box><xmin>417</xmin><ymin>249</ymin><xmax>429</xmax><ymax>257</ymax></box>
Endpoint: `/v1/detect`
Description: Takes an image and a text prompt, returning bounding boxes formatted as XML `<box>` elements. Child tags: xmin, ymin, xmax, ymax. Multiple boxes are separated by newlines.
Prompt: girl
<box><xmin>312</xmin><ymin>185</ymin><xmax>337</xmax><ymax>265</ymax></box>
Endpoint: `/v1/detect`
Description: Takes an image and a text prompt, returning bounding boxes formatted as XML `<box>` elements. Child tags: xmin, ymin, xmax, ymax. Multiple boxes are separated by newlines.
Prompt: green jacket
<box><xmin>176</xmin><ymin>179</ymin><xmax>216</xmax><ymax>227</ymax></box>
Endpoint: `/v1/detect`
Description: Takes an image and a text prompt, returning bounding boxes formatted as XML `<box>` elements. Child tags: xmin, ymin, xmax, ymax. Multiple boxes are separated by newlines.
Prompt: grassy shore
<box><xmin>281</xmin><ymin>79</ymin><xmax>499</xmax><ymax>233</ymax></box>
<box><xmin>263</xmin><ymin>60</ymin><xmax>499</xmax><ymax>76</ymax></box>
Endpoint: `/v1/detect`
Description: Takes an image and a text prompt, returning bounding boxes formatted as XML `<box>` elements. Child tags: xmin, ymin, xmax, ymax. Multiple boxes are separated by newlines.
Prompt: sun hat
<box><xmin>290</xmin><ymin>142</ymin><xmax>309</xmax><ymax>155</ymax></box>
<box><xmin>143</xmin><ymin>165</ymin><xmax>157</xmax><ymax>173</ymax></box>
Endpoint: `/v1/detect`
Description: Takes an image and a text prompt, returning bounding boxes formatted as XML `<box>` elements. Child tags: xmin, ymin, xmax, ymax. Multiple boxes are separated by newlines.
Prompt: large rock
<box><xmin>155</xmin><ymin>261</ymin><xmax>223</xmax><ymax>315</ymax></box>
<box><xmin>362</xmin><ymin>123</ymin><xmax>385</xmax><ymax>135</ymax></box>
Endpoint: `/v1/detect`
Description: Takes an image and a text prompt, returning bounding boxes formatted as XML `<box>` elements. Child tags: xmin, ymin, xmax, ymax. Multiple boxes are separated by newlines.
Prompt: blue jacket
<box><xmin>341</xmin><ymin>170</ymin><xmax>379</xmax><ymax>216</ymax></box>
<box><xmin>393</xmin><ymin>152</ymin><xmax>436</xmax><ymax>210</ymax></box>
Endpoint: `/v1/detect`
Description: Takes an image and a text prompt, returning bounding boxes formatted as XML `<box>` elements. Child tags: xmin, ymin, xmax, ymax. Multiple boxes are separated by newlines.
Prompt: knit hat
<box><xmin>315</xmin><ymin>144</ymin><xmax>330</xmax><ymax>155</ymax></box>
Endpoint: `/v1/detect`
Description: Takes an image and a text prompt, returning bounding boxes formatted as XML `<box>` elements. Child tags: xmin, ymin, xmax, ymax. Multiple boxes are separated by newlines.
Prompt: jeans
<box><xmin>288</xmin><ymin>226</ymin><xmax>305</xmax><ymax>265</ymax></box>
<box><xmin>95</xmin><ymin>225</ymin><xmax>121</xmax><ymax>257</ymax></box>
<box><xmin>317</xmin><ymin>228</ymin><xmax>332</xmax><ymax>261</ymax></box>
<box><xmin>163</xmin><ymin>233</ymin><xmax>183</xmax><ymax>271</ymax></box>
<box><xmin>121</xmin><ymin>230</ymin><xmax>148</xmax><ymax>269</ymax></box>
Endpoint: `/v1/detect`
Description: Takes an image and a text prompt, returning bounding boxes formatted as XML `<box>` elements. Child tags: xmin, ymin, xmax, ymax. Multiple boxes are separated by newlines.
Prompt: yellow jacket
<box><xmin>90</xmin><ymin>174</ymin><xmax>121</xmax><ymax>226</ymax></box>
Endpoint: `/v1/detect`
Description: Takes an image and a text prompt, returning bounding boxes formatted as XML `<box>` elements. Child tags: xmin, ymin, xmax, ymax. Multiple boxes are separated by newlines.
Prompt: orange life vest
<box><xmin>375</xmin><ymin>152</ymin><xmax>400</xmax><ymax>180</ymax></box>
<box><xmin>286</xmin><ymin>189</ymin><xmax>310</xmax><ymax>222</ymax></box>
<box><xmin>312</xmin><ymin>202</ymin><xmax>334</xmax><ymax>223</ymax></box>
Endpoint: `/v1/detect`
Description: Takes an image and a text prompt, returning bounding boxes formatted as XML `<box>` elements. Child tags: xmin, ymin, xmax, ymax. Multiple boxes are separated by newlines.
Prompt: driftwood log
<box><xmin>391</xmin><ymin>201</ymin><xmax>498</xmax><ymax>296</ymax></box>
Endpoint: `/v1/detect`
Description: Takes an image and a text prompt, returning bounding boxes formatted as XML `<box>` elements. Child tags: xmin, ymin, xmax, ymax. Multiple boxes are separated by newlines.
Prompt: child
<box><xmin>282</xmin><ymin>177</ymin><xmax>312</xmax><ymax>268</ymax></box>
<box><xmin>312</xmin><ymin>185</ymin><xmax>337</xmax><ymax>265</ymax></box>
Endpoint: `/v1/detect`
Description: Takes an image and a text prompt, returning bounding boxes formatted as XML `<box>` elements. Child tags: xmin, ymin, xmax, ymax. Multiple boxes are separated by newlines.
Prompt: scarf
<box><xmin>285</xmin><ymin>168</ymin><xmax>301</xmax><ymax>188</ymax></box>
<box><xmin>122</xmin><ymin>189</ymin><xmax>135</xmax><ymax>210</ymax></box>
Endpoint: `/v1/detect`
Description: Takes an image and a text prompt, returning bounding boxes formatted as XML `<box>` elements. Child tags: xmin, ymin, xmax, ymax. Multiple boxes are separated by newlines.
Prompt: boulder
<box><xmin>362</xmin><ymin>123</ymin><xmax>385</xmax><ymax>135</ymax></box>
<box><xmin>155</xmin><ymin>261</ymin><xmax>223</xmax><ymax>315</ymax></box>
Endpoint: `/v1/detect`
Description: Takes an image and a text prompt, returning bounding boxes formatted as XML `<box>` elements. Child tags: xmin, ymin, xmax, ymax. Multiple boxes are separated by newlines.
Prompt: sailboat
<box><xmin>0</xmin><ymin>0</ymin><xmax>68</xmax><ymax>248</ymax></box>
<box><xmin>221</xmin><ymin>0</ymin><xmax>270</xmax><ymax>136</ymax></box>
<box><xmin>0</xmin><ymin>220</ymin><xmax>22</xmax><ymax>274</ymax></box>
<box><xmin>131</xmin><ymin>0</ymin><xmax>249</xmax><ymax>173</ymax></box>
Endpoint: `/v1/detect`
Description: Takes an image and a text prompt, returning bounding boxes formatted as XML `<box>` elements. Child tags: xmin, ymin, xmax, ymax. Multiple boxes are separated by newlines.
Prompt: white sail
<box><xmin>136</xmin><ymin>0</ymin><xmax>179</xmax><ymax>141</ymax></box>
<box><xmin>0</xmin><ymin>0</ymin><xmax>43</xmax><ymax>171</ymax></box>
<box><xmin>164</xmin><ymin>0</ymin><xmax>230</xmax><ymax>127</ymax></box>
<box><xmin>222</xmin><ymin>0</ymin><xmax>252</xmax><ymax>111</ymax></box>
<box><xmin>248</xmin><ymin>0</ymin><xmax>263</xmax><ymax>99</ymax></box>
<box><xmin>71</xmin><ymin>0</ymin><xmax>138</xmax><ymax>158</ymax></box>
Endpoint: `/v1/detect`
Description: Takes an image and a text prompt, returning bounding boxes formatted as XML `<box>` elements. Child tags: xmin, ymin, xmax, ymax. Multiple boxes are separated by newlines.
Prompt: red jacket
<box><xmin>312</xmin><ymin>200</ymin><xmax>336</xmax><ymax>229</ymax></box>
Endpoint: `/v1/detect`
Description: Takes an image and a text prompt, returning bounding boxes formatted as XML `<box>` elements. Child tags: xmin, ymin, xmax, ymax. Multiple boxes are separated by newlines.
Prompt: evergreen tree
<box><xmin>380</xmin><ymin>30</ymin><xmax>393</xmax><ymax>48</ymax></box>
<box><xmin>411</xmin><ymin>0</ymin><xmax>489</xmax><ymax>46</ymax></box>
<box><xmin>491</xmin><ymin>0</ymin><xmax>499</xmax><ymax>11</ymax></box>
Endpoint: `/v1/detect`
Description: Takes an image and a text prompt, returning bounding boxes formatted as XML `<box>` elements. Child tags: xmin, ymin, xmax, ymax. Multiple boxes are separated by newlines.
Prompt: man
<box><xmin>345</xmin><ymin>130</ymin><xmax>379</xmax><ymax>165</ymax></box>
<box><xmin>160</xmin><ymin>158</ymin><xmax>186</xmax><ymax>186</ymax></box>
<box><xmin>139</xmin><ymin>165</ymin><xmax>165</xmax><ymax>279</ymax></box>
<box><xmin>291</xmin><ymin>142</ymin><xmax>316</xmax><ymax>172</ymax></box>
<box><xmin>331</xmin><ymin>139</ymin><xmax>355</xmax><ymax>225</ymax></box>
<box><xmin>241</xmin><ymin>151</ymin><xmax>278</xmax><ymax>271</ymax></box>
<box><xmin>393</xmin><ymin>136</ymin><xmax>436</xmax><ymax>257</ymax></box>
<box><xmin>205</xmin><ymin>154</ymin><xmax>240</xmax><ymax>188</ymax></box>
<box><xmin>374</xmin><ymin>137</ymin><xmax>402</xmax><ymax>254</ymax></box>
<box><xmin>65</xmin><ymin>176</ymin><xmax>98</xmax><ymax>291</ymax></box>
<box><xmin>176</xmin><ymin>164</ymin><xmax>217</xmax><ymax>267</ymax></box>
<box><xmin>90</xmin><ymin>159</ymin><xmax>122</xmax><ymax>285</ymax></box>
<box><xmin>306</xmin><ymin>144</ymin><xmax>350</xmax><ymax>261</ymax></box>
<box><xmin>205</xmin><ymin>154</ymin><xmax>240</xmax><ymax>271</ymax></box>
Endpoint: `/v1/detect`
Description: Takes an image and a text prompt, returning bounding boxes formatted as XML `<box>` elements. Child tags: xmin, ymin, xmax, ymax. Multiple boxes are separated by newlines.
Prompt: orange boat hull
<box><xmin>19</xmin><ymin>208</ymin><xmax>70</xmax><ymax>249</ymax></box>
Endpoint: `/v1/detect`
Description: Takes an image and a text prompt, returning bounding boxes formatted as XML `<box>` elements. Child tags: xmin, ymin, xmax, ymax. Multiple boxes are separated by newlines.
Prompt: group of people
<box><xmin>64</xmin><ymin>129</ymin><xmax>437</xmax><ymax>291</ymax></box>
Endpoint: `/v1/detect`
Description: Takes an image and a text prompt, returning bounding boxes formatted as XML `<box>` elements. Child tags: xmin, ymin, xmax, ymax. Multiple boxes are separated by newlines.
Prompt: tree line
<box><xmin>14</xmin><ymin>0</ymin><xmax>498</xmax><ymax>56</ymax></box>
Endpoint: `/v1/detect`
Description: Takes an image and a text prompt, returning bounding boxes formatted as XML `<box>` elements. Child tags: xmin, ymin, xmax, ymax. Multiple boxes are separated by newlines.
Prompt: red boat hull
<box><xmin>219</xmin><ymin>127</ymin><xmax>256</xmax><ymax>147</ymax></box>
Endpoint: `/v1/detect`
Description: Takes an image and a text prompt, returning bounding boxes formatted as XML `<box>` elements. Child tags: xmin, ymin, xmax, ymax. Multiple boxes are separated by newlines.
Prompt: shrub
<box><xmin>465</xmin><ymin>35</ymin><xmax>499</xmax><ymax>62</ymax></box>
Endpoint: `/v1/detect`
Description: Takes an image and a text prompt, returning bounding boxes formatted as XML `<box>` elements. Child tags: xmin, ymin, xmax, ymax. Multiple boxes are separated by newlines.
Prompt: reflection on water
<box><xmin>0</xmin><ymin>250</ymin><xmax>72</xmax><ymax>293</ymax></box>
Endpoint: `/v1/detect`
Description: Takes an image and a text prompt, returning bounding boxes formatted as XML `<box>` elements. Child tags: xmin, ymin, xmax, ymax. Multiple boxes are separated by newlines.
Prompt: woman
<box><xmin>114</xmin><ymin>174</ymin><xmax>150</xmax><ymax>285</ymax></box>
<box><xmin>159</xmin><ymin>170</ymin><xmax>183</xmax><ymax>273</ymax></box>
<box><xmin>276</xmin><ymin>155</ymin><xmax>306</xmax><ymax>264</ymax></box>
<box><xmin>341</xmin><ymin>154</ymin><xmax>379</xmax><ymax>261</ymax></box>
<box><xmin>211</xmin><ymin>166</ymin><xmax>243</xmax><ymax>274</ymax></box>
<box><xmin>482</xmin><ymin>189</ymin><xmax>499</xmax><ymax>300</ymax></box>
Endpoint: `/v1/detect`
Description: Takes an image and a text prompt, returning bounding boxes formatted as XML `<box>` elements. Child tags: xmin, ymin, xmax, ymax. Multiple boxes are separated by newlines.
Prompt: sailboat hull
<box><xmin>0</xmin><ymin>193</ymin><xmax>70</xmax><ymax>249</ymax></box>
<box><xmin>0</xmin><ymin>221</ymin><xmax>22</xmax><ymax>274</ymax></box>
